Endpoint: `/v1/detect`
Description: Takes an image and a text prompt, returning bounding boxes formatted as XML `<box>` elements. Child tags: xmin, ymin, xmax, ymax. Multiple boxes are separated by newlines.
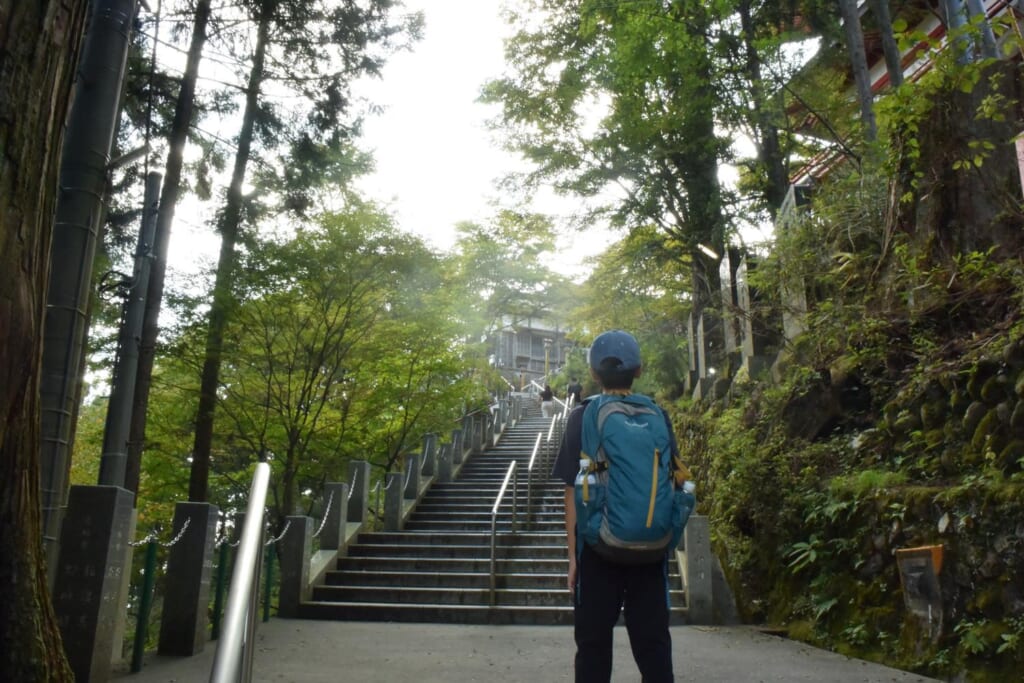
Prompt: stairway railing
<box><xmin>489</xmin><ymin>460</ymin><xmax>518</xmax><ymax>605</ymax></box>
<box><xmin>525</xmin><ymin>432</ymin><xmax>543</xmax><ymax>524</ymax></box>
<box><xmin>209</xmin><ymin>462</ymin><xmax>270</xmax><ymax>683</ymax></box>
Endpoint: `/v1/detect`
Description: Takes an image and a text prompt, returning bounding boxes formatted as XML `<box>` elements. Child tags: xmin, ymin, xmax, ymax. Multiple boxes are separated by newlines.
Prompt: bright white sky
<box><xmin>165</xmin><ymin>0</ymin><xmax>615</xmax><ymax>284</ymax></box>
<box><xmin>353</xmin><ymin>0</ymin><xmax>510</xmax><ymax>249</ymax></box>
<box><xmin>352</xmin><ymin>0</ymin><xmax>613</xmax><ymax>275</ymax></box>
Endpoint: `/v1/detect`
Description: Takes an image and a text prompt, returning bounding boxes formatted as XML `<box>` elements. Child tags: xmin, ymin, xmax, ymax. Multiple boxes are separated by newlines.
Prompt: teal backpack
<box><xmin>575</xmin><ymin>393</ymin><xmax>694</xmax><ymax>564</ymax></box>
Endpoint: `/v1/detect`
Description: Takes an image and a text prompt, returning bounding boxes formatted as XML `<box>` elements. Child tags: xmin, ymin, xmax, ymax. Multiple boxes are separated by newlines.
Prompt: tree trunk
<box><xmin>737</xmin><ymin>0</ymin><xmax>789</xmax><ymax>217</ymax></box>
<box><xmin>190</xmin><ymin>0</ymin><xmax>275</xmax><ymax>501</ymax></box>
<box><xmin>838</xmin><ymin>0</ymin><xmax>877</xmax><ymax>142</ymax></box>
<box><xmin>126</xmin><ymin>0</ymin><xmax>212</xmax><ymax>498</ymax></box>
<box><xmin>0</xmin><ymin>1</ymin><xmax>89</xmax><ymax>680</ymax></box>
<box><xmin>668</xmin><ymin>0</ymin><xmax>725</xmax><ymax>371</ymax></box>
<box><xmin>868</xmin><ymin>0</ymin><xmax>903</xmax><ymax>89</ymax></box>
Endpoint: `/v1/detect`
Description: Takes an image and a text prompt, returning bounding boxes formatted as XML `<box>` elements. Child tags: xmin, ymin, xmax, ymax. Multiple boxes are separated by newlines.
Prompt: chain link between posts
<box><xmin>131</xmin><ymin>517</ymin><xmax>192</xmax><ymax>548</ymax></box>
<box><xmin>264</xmin><ymin>519</ymin><xmax>291</xmax><ymax>546</ymax></box>
<box><xmin>311</xmin><ymin>490</ymin><xmax>334</xmax><ymax>539</ymax></box>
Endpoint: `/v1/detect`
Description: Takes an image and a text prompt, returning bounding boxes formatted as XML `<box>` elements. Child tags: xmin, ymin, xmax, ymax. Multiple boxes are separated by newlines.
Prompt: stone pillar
<box><xmin>438</xmin><ymin>443</ymin><xmax>453</xmax><ymax>483</ymax></box>
<box><xmin>465</xmin><ymin>415</ymin><xmax>476</xmax><ymax>454</ymax></box>
<box><xmin>384</xmin><ymin>472</ymin><xmax>404</xmax><ymax>531</ymax></box>
<box><xmin>686</xmin><ymin>313</ymin><xmax>698</xmax><ymax>392</ymax></box>
<box><xmin>158</xmin><ymin>501</ymin><xmax>219</xmax><ymax>655</ymax></box>
<box><xmin>1016</xmin><ymin>133</ymin><xmax>1024</xmax><ymax>198</ymax></box>
<box><xmin>53</xmin><ymin>485</ymin><xmax>135</xmax><ymax>682</ymax></box>
<box><xmin>451</xmin><ymin>428</ymin><xmax>464</xmax><ymax>465</ymax></box>
<box><xmin>421</xmin><ymin>434</ymin><xmax>436</xmax><ymax>477</ymax></box>
<box><xmin>319</xmin><ymin>482</ymin><xmax>349</xmax><ymax>552</ymax></box>
<box><xmin>683</xmin><ymin>515</ymin><xmax>713</xmax><ymax>625</ymax></box>
<box><xmin>110</xmin><ymin>509</ymin><xmax>137</xmax><ymax>666</ymax></box>
<box><xmin>404</xmin><ymin>454</ymin><xmax>421</xmax><ymax>499</ymax></box>
<box><xmin>278</xmin><ymin>516</ymin><xmax>313</xmax><ymax>618</ymax></box>
<box><xmin>347</xmin><ymin>460</ymin><xmax>371</xmax><ymax>524</ymax></box>
<box><xmin>720</xmin><ymin>249</ymin><xmax>741</xmax><ymax>355</ymax></box>
<box><xmin>474</xmin><ymin>414</ymin><xmax>485</xmax><ymax>453</ymax></box>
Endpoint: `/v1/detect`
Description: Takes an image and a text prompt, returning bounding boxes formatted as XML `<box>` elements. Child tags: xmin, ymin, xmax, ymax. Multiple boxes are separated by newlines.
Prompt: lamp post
<box><xmin>544</xmin><ymin>338</ymin><xmax>552</xmax><ymax>377</ymax></box>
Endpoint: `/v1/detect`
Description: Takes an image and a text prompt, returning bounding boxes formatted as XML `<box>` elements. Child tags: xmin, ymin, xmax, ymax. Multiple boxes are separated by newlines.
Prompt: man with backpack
<box><xmin>552</xmin><ymin>329</ymin><xmax>692</xmax><ymax>683</ymax></box>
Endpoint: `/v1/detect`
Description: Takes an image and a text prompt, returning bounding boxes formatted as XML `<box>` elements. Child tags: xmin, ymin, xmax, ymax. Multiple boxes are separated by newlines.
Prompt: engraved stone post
<box><xmin>384</xmin><ymin>472</ymin><xmax>404</xmax><ymax>531</ymax></box>
<box><xmin>347</xmin><ymin>460</ymin><xmax>371</xmax><ymax>524</ymax></box>
<box><xmin>404</xmin><ymin>454</ymin><xmax>421</xmax><ymax>499</ymax></box>
<box><xmin>319</xmin><ymin>482</ymin><xmax>349</xmax><ymax>552</ymax></box>
<box><xmin>683</xmin><ymin>515</ymin><xmax>713</xmax><ymax>625</ymax></box>
<box><xmin>278</xmin><ymin>516</ymin><xmax>313</xmax><ymax>618</ymax></box>
<box><xmin>421</xmin><ymin>433</ymin><xmax>436</xmax><ymax>477</ymax></box>
<box><xmin>438</xmin><ymin>443</ymin><xmax>453</xmax><ymax>483</ymax></box>
<box><xmin>720</xmin><ymin>250</ymin><xmax>740</xmax><ymax>355</ymax></box>
<box><xmin>53</xmin><ymin>485</ymin><xmax>134</xmax><ymax>682</ymax></box>
<box><xmin>158</xmin><ymin>502</ymin><xmax>219</xmax><ymax>655</ymax></box>
<box><xmin>451</xmin><ymin>428</ymin><xmax>465</xmax><ymax>465</ymax></box>
<box><xmin>686</xmin><ymin>313</ymin><xmax>698</xmax><ymax>392</ymax></box>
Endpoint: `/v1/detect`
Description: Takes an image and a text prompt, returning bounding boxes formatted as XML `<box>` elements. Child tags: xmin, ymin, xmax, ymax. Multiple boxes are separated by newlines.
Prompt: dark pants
<box><xmin>573</xmin><ymin>542</ymin><xmax>674</xmax><ymax>682</ymax></box>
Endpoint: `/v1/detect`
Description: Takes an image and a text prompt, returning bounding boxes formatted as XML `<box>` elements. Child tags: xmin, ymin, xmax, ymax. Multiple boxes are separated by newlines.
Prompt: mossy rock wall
<box><xmin>678</xmin><ymin>338</ymin><xmax>1024</xmax><ymax>680</ymax></box>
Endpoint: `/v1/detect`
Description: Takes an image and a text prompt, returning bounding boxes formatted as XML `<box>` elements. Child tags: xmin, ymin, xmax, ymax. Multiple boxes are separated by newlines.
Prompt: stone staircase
<box><xmin>298</xmin><ymin>410</ymin><xmax>689</xmax><ymax>624</ymax></box>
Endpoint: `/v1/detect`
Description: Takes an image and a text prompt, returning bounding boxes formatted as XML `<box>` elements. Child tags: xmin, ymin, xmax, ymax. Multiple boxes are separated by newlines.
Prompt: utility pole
<box><xmin>39</xmin><ymin>0</ymin><xmax>138</xmax><ymax>578</ymax></box>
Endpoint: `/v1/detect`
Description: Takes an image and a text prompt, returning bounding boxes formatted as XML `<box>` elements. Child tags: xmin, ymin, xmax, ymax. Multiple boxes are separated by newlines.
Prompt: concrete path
<box><xmin>115</xmin><ymin>619</ymin><xmax>940</xmax><ymax>682</ymax></box>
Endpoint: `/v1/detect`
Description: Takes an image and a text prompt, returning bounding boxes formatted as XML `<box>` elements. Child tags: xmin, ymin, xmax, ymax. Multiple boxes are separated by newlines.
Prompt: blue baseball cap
<box><xmin>588</xmin><ymin>330</ymin><xmax>642</xmax><ymax>371</ymax></box>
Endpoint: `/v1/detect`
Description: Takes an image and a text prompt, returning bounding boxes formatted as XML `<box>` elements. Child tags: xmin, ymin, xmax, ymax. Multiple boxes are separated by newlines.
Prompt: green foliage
<box><xmin>568</xmin><ymin>225</ymin><xmax>692</xmax><ymax>397</ymax></box>
<box><xmin>85</xmin><ymin>202</ymin><xmax>495</xmax><ymax>535</ymax></box>
<box><xmin>450</xmin><ymin>210</ymin><xmax>566</xmax><ymax>334</ymax></box>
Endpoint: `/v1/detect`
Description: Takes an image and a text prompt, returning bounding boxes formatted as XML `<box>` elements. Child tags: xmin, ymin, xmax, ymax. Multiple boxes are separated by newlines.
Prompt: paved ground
<box><xmin>115</xmin><ymin>619</ymin><xmax>941</xmax><ymax>682</ymax></box>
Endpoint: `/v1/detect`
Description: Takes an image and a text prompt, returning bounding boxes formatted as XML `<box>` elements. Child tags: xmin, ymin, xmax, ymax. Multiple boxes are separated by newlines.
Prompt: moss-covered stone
<box><xmin>963</xmin><ymin>401</ymin><xmax>989</xmax><ymax>436</ymax></box>
<box><xmin>1011</xmin><ymin>402</ymin><xmax>1024</xmax><ymax>435</ymax></box>
<box><xmin>893</xmin><ymin>411</ymin><xmax>923</xmax><ymax>435</ymax></box>
<box><xmin>1003</xmin><ymin>338</ymin><xmax>1024</xmax><ymax>369</ymax></box>
<box><xmin>923</xmin><ymin>428</ymin><xmax>946</xmax><ymax>449</ymax></box>
<box><xmin>920</xmin><ymin>399</ymin><xmax>947</xmax><ymax>430</ymax></box>
<box><xmin>997</xmin><ymin>440</ymin><xmax>1024</xmax><ymax>473</ymax></box>
<box><xmin>981</xmin><ymin>374</ymin><xmax>1010</xmax><ymax>405</ymax></box>
<box><xmin>971</xmin><ymin>410</ymin><xmax>1002</xmax><ymax>460</ymax></box>
<box><xmin>949</xmin><ymin>388</ymin><xmax>972</xmax><ymax>417</ymax></box>
<box><xmin>1014</xmin><ymin>372</ymin><xmax>1024</xmax><ymax>400</ymax></box>
<box><xmin>968</xmin><ymin>360</ymin><xmax>1002</xmax><ymax>402</ymax></box>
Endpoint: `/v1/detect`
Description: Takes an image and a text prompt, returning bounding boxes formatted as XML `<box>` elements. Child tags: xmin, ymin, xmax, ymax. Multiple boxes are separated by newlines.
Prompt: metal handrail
<box><xmin>489</xmin><ymin>461</ymin><xmax>518</xmax><ymax>605</ymax></box>
<box><xmin>545</xmin><ymin>414</ymin><xmax>559</xmax><ymax>471</ymax></box>
<box><xmin>525</xmin><ymin>432</ymin><xmax>543</xmax><ymax>524</ymax></box>
<box><xmin>209</xmin><ymin>462</ymin><xmax>270</xmax><ymax>683</ymax></box>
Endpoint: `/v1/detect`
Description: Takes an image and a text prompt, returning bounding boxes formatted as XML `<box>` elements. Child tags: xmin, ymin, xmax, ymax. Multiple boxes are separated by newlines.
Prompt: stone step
<box><xmin>347</xmin><ymin>543</ymin><xmax>568</xmax><ymax>560</ymax></box>
<box><xmin>356</xmin><ymin>531</ymin><xmax>566</xmax><ymax>547</ymax></box>
<box><xmin>402</xmin><ymin>520</ymin><xmax>565</xmax><ymax>533</ymax></box>
<box><xmin>409</xmin><ymin>511</ymin><xmax>563</xmax><ymax>523</ymax></box>
<box><xmin>294</xmin><ymin>417</ymin><xmax>668</xmax><ymax>627</ymax></box>
<box><xmin>334</xmin><ymin>556</ymin><xmax>569</xmax><ymax>574</ymax></box>
<box><xmin>297</xmin><ymin>600</ymin><xmax>576</xmax><ymax>625</ymax></box>
<box><xmin>324</xmin><ymin>570</ymin><xmax>568</xmax><ymax>589</ymax></box>
<box><xmin>312</xmin><ymin>584</ymin><xmax>687</xmax><ymax>608</ymax></box>
<box><xmin>297</xmin><ymin>601</ymin><xmax>689</xmax><ymax>626</ymax></box>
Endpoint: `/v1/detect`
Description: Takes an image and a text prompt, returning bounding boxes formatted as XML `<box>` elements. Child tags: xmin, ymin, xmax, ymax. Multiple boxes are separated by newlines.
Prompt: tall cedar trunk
<box><xmin>737</xmin><ymin>0</ymin><xmax>789</xmax><ymax>217</ymax></box>
<box><xmin>838</xmin><ymin>0</ymin><xmax>877</xmax><ymax>141</ymax></box>
<box><xmin>670</xmin><ymin>0</ymin><xmax>725</xmax><ymax>357</ymax></box>
<box><xmin>190</xmin><ymin>0</ymin><xmax>276</xmax><ymax>501</ymax></box>
<box><xmin>0</xmin><ymin>0</ymin><xmax>88</xmax><ymax>680</ymax></box>
<box><xmin>125</xmin><ymin>0</ymin><xmax>212</xmax><ymax>498</ymax></box>
<box><xmin>868</xmin><ymin>0</ymin><xmax>903</xmax><ymax>89</ymax></box>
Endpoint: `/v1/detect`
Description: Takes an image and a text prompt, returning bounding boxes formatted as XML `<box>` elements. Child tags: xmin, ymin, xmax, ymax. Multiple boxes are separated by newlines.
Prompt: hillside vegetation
<box><xmin>674</xmin><ymin>59</ymin><xmax>1024</xmax><ymax>681</ymax></box>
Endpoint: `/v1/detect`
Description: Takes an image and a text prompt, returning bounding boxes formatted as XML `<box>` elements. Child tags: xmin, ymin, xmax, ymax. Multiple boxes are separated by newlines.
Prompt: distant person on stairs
<box><xmin>566</xmin><ymin>377</ymin><xmax>583</xmax><ymax>406</ymax></box>
<box><xmin>540</xmin><ymin>383</ymin><xmax>555</xmax><ymax>417</ymax></box>
<box><xmin>551</xmin><ymin>330</ymin><xmax>681</xmax><ymax>683</ymax></box>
